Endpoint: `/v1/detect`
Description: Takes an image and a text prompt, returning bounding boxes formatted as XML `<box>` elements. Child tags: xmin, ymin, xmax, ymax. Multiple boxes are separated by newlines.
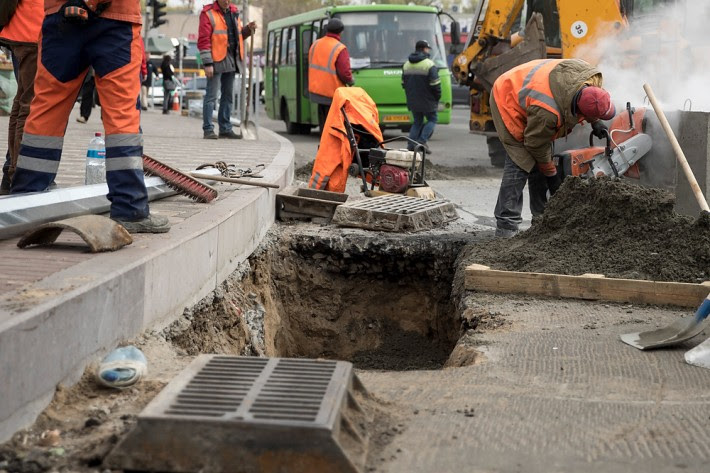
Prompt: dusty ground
<box><xmin>294</xmin><ymin>159</ymin><xmax>500</xmax><ymax>182</ymax></box>
<box><xmin>2</xmin><ymin>213</ymin><xmax>709</xmax><ymax>473</ymax></box>
<box><xmin>461</xmin><ymin>177</ymin><xmax>710</xmax><ymax>282</ymax></box>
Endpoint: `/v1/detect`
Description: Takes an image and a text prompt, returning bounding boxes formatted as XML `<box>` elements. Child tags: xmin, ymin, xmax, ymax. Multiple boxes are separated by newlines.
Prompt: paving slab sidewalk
<box><xmin>0</xmin><ymin>107</ymin><xmax>294</xmax><ymax>441</ymax></box>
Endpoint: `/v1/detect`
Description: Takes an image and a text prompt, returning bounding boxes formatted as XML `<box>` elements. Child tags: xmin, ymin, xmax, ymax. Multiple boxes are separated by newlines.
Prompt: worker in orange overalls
<box><xmin>308</xmin><ymin>18</ymin><xmax>354</xmax><ymax>131</ymax></box>
<box><xmin>490</xmin><ymin>58</ymin><xmax>615</xmax><ymax>238</ymax></box>
<box><xmin>10</xmin><ymin>0</ymin><xmax>169</xmax><ymax>233</ymax></box>
<box><xmin>0</xmin><ymin>0</ymin><xmax>44</xmax><ymax>194</ymax></box>
<box><xmin>308</xmin><ymin>87</ymin><xmax>382</xmax><ymax>193</ymax></box>
<box><xmin>198</xmin><ymin>0</ymin><xmax>256</xmax><ymax>140</ymax></box>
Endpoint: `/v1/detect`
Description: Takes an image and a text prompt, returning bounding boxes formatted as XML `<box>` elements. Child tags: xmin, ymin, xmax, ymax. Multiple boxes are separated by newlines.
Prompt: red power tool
<box><xmin>555</xmin><ymin>102</ymin><xmax>652</xmax><ymax>179</ymax></box>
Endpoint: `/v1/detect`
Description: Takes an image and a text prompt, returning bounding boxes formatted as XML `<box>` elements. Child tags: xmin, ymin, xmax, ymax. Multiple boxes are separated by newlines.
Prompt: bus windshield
<box><xmin>336</xmin><ymin>11</ymin><xmax>447</xmax><ymax>70</ymax></box>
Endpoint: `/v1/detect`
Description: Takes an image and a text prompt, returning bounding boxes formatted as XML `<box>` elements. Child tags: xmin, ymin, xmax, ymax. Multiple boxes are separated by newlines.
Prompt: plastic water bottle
<box><xmin>96</xmin><ymin>345</ymin><xmax>148</xmax><ymax>389</ymax></box>
<box><xmin>85</xmin><ymin>132</ymin><xmax>106</xmax><ymax>185</ymax></box>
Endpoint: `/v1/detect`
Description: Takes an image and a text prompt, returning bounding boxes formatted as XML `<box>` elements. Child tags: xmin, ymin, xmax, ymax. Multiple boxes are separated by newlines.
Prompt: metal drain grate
<box><xmin>333</xmin><ymin>194</ymin><xmax>458</xmax><ymax>232</ymax></box>
<box><xmin>106</xmin><ymin>355</ymin><xmax>371</xmax><ymax>473</ymax></box>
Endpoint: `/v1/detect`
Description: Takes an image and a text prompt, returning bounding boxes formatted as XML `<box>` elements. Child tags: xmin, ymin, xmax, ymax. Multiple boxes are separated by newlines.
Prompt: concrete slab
<box><xmin>360</xmin><ymin>296</ymin><xmax>710</xmax><ymax>473</ymax></box>
<box><xmin>0</xmin><ymin>108</ymin><xmax>294</xmax><ymax>441</ymax></box>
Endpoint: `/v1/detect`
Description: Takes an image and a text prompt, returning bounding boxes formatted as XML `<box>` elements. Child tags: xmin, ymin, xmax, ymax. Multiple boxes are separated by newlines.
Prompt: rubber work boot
<box><xmin>113</xmin><ymin>214</ymin><xmax>171</xmax><ymax>234</ymax></box>
<box><xmin>219</xmin><ymin>130</ymin><xmax>242</xmax><ymax>139</ymax></box>
<box><xmin>203</xmin><ymin>130</ymin><xmax>218</xmax><ymax>140</ymax></box>
<box><xmin>495</xmin><ymin>227</ymin><xmax>518</xmax><ymax>238</ymax></box>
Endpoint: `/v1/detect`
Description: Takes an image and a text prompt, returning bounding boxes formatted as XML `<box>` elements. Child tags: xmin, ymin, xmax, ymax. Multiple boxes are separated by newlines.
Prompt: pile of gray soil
<box><xmin>461</xmin><ymin>177</ymin><xmax>710</xmax><ymax>282</ymax></box>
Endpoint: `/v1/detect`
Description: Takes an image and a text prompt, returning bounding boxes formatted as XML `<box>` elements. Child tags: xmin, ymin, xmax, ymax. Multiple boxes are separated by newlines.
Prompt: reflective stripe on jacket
<box><xmin>205</xmin><ymin>7</ymin><xmax>244</xmax><ymax>65</ymax></box>
<box><xmin>492</xmin><ymin>59</ymin><xmax>563</xmax><ymax>142</ymax></box>
<box><xmin>0</xmin><ymin>0</ymin><xmax>43</xmax><ymax>44</ymax></box>
<box><xmin>308</xmin><ymin>36</ymin><xmax>346</xmax><ymax>103</ymax></box>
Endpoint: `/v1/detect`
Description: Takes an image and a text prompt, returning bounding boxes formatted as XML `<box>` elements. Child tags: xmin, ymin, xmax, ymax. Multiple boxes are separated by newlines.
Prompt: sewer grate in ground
<box><xmin>105</xmin><ymin>355</ymin><xmax>371</xmax><ymax>473</ymax></box>
<box><xmin>332</xmin><ymin>194</ymin><xmax>458</xmax><ymax>232</ymax></box>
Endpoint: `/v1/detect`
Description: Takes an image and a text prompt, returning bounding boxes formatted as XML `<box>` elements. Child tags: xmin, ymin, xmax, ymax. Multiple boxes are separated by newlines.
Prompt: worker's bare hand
<box><xmin>204</xmin><ymin>65</ymin><xmax>214</xmax><ymax>79</ymax></box>
<box><xmin>248</xmin><ymin>21</ymin><xmax>257</xmax><ymax>32</ymax></box>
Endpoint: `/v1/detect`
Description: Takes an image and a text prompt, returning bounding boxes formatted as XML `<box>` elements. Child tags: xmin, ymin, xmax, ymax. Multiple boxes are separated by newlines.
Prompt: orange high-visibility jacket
<box><xmin>0</xmin><ymin>0</ymin><xmax>43</xmax><ymax>44</ymax></box>
<box><xmin>309</xmin><ymin>87</ymin><xmax>383</xmax><ymax>193</ymax></box>
<box><xmin>206</xmin><ymin>7</ymin><xmax>245</xmax><ymax>63</ymax></box>
<box><xmin>492</xmin><ymin>59</ymin><xmax>563</xmax><ymax>142</ymax></box>
<box><xmin>45</xmin><ymin>0</ymin><xmax>141</xmax><ymax>24</ymax></box>
<box><xmin>308</xmin><ymin>36</ymin><xmax>346</xmax><ymax>102</ymax></box>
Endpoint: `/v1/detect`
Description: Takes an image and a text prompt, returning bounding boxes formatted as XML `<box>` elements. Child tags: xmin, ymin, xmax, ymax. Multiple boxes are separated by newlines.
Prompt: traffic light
<box><xmin>151</xmin><ymin>0</ymin><xmax>167</xmax><ymax>29</ymax></box>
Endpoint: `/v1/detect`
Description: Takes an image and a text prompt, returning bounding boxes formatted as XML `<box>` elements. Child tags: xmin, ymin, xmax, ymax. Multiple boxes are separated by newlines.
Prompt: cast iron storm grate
<box><xmin>105</xmin><ymin>355</ymin><xmax>371</xmax><ymax>473</ymax></box>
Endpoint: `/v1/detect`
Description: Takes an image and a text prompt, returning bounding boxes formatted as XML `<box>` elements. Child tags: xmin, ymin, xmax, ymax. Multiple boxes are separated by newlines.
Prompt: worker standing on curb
<box><xmin>308</xmin><ymin>17</ymin><xmax>354</xmax><ymax>131</ymax></box>
<box><xmin>402</xmin><ymin>39</ymin><xmax>441</xmax><ymax>154</ymax></box>
<box><xmin>198</xmin><ymin>0</ymin><xmax>256</xmax><ymax>140</ymax></box>
<box><xmin>0</xmin><ymin>0</ymin><xmax>44</xmax><ymax>195</ymax></box>
<box><xmin>490</xmin><ymin>58</ymin><xmax>615</xmax><ymax>238</ymax></box>
<box><xmin>10</xmin><ymin>0</ymin><xmax>170</xmax><ymax>233</ymax></box>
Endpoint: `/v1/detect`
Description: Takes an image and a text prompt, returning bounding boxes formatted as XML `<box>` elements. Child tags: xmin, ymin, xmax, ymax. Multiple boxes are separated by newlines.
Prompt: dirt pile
<box><xmin>461</xmin><ymin>177</ymin><xmax>710</xmax><ymax>282</ymax></box>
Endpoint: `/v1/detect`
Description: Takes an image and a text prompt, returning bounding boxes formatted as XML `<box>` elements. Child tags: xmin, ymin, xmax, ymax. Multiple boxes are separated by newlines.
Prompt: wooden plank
<box><xmin>465</xmin><ymin>264</ymin><xmax>710</xmax><ymax>308</ymax></box>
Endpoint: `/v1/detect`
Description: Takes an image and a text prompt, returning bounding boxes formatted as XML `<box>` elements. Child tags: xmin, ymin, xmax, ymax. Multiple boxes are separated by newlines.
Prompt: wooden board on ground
<box><xmin>465</xmin><ymin>264</ymin><xmax>710</xmax><ymax>308</ymax></box>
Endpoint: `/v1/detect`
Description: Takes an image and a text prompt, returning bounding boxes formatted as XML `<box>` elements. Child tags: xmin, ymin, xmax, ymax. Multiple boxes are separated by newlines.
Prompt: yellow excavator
<box><xmin>451</xmin><ymin>0</ymin><xmax>639</xmax><ymax>166</ymax></box>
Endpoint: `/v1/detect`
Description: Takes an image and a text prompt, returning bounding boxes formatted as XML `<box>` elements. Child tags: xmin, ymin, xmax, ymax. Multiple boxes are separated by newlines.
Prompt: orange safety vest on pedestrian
<box><xmin>0</xmin><ymin>0</ymin><xmax>43</xmax><ymax>44</ymax></box>
<box><xmin>492</xmin><ymin>59</ymin><xmax>563</xmax><ymax>142</ymax></box>
<box><xmin>308</xmin><ymin>36</ymin><xmax>345</xmax><ymax>100</ymax></box>
<box><xmin>206</xmin><ymin>8</ymin><xmax>244</xmax><ymax>63</ymax></box>
<box><xmin>309</xmin><ymin>87</ymin><xmax>383</xmax><ymax>193</ymax></box>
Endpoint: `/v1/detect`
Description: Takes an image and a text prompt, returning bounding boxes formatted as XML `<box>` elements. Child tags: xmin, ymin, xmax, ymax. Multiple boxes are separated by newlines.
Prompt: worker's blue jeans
<box><xmin>494</xmin><ymin>154</ymin><xmax>548</xmax><ymax>231</ymax></box>
<box><xmin>203</xmin><ymin>71</ymin><xmax>235</xmax><ymax>134</ymax></box>
<box><xmin>408</xmin><ymin>111</ymin><xmax>437</xmax><ymax>149</ymax></box>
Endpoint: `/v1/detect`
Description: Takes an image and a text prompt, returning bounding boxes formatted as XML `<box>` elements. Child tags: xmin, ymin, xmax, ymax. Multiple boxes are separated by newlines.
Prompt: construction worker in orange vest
<box><xmin>490</xmin><ymin>58</ymin><xmax>615</xmax><ymax>238</ymax></box>
<box><xmin>198</xmin><ymin>0</ymin><xmax>256</xmax><ymax>140</ymax></box>
<box><xmin>10</xmin><ymin>0</ymin><xmax>170</xmax><ymax>233</ymax></box>
<box><xmin>0</xmin><ymin>0</ymin><xmax>44</xmax><ymax>194</ymax></box>
<box><xmin>308</xmin><ymin>18</ymin><xmax>354</xmax><ymax>131</ymax></box>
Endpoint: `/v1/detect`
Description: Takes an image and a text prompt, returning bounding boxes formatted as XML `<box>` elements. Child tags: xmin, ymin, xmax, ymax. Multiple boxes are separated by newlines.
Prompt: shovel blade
<box><xmin>685</xmin><ymin>336</ymin><xmax>710</xmax><ymax>369</ymax></box>
<box><xmin>242</xmin><ymin>121</ymin><xmax>258</xmax><ymax>140</ymax></box>
<box><xmin>620</xmin><ymin>297</ymin><xmax>710</xmax><ymax>350</ymax></box>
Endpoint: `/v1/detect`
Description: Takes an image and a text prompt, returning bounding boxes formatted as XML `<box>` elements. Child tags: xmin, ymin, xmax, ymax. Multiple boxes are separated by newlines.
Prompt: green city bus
<box><xmin>264</xmin><ymin>4</ymin><xmax>453</xmax><ymax>134</ymax></box>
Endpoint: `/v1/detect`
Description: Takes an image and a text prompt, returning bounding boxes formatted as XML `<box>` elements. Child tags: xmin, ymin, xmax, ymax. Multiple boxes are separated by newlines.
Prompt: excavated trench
<box><xmin>168</xmin><ymin>225</ymin><xmax>481</xmax><ymax>371</ymax></box>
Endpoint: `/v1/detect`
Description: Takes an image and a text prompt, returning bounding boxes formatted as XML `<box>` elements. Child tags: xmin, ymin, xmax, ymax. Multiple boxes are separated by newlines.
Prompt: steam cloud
<box><xmin>578</xmin><ymin>0</ymin><xmax>710</xmax><ymax>112</ymax></box>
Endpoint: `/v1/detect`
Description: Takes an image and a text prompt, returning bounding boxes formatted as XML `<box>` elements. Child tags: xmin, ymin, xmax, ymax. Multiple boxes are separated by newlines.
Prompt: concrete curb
<box><xmin>0</xmin><ymin>128</ymin><xmax>294</xmax><ymax>442</ymax></box>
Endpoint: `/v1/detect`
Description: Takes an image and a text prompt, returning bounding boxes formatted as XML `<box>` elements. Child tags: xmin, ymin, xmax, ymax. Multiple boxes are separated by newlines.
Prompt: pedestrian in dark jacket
<box><xmin>402</xmin><ymin>40</ymin><xmax>441</xmax><ymax>153</ymax></box>
<box><xmin>160</xmin><ymin>54</ymin><xmax>175</xmax><ymax>114</ymax></box>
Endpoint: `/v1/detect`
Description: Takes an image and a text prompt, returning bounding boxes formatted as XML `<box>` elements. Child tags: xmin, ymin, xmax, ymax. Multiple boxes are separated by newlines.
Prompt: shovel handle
<box><xmin>643</xmin><ymin>83</ymin><xmax>710</xmax><ymax>212</ymax></box>
<box><xmin>190</xmin><ymin>172</ymin><xmax>280</xmax><ymax>189</ymax></box>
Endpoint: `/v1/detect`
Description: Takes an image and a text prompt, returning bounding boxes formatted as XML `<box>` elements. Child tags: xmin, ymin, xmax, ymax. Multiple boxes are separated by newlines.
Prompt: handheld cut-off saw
<box><xmin>554</xmin><ymin>102</ymin><xmax>652</xmax><ymax>179</ymax></box>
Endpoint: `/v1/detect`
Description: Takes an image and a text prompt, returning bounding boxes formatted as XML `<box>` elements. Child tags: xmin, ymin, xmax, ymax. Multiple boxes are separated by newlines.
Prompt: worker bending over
<box><xmin>490</xmin><ymin>58</ymin><xmax>615</xmax><ymax>238</ymax></box>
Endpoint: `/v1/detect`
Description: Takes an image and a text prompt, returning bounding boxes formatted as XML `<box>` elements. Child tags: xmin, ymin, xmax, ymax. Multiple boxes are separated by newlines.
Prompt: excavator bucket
<box><xmin>473</xmin><ymin>13</ymin><xmax>547</xmax><ymax>92</ymax></box>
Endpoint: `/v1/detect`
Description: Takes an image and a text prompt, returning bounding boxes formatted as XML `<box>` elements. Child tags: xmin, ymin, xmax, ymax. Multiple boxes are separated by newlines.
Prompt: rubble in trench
<box><xmin>0</xmin><ymin>222</ymin><xmax>490</xmax><ymax>472</ymax></box>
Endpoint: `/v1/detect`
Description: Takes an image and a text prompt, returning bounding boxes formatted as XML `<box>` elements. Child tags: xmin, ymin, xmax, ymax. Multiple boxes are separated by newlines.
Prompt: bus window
<box><xmin>280</xmin><ymin>28</ymin><xmax>289</xmax><ymax>64</ymax></box>
<box><xmin>266</xmin><ymin>31</ymin><xmax>275</xmax><ymax>67</ymax></box>
<box><xmin>287</xmin><ymin>27</ymin><xmax>297</xmax><ymax>65</ymax></box>
<box><xmin>273</xmin><ymin>30</ymin><xmax>281</xmax><ymax>66</ymax></box>
<box><xmin>337</xmin><ymin>12</ymin><xmax>448</xmax><ymax>68</ymax></box>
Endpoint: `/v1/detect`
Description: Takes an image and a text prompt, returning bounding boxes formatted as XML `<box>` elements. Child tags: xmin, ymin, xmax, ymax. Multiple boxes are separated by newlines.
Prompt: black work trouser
<box><xmin>80</xmin><ymin>75</ymin><xmax>96</xmax><ymax>120</ymax></box>
<box><xmin>493</xmin><ymin>154</ymin><xmax>548</xmax><ymax>231</ymax></box>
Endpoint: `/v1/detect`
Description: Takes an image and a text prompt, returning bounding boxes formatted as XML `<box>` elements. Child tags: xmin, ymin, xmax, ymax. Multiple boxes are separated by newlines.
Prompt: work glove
<box><xmin>537</xmin><ymin>161</ymin><xmax>561</xmax><ymax>196</ymax></box>
<box><xmin>591</xmin><ymin>120</ymin><xmax>608</xmax><ymax>140</ymax></box>
<box><xmin>61</xmin><ymin>0</ymin><xmax>110</xmax><ymax>23</ymax></box>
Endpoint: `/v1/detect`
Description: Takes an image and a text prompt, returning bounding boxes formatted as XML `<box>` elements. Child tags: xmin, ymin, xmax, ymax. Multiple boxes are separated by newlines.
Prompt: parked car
<box><xmin>147</xmin><ymin>76</ymin><xmax>181</xmax><ymax>108</ymax></box>
<box><xmin>180</xmin><ymin>76</ymin><xmax>207</xmax><ymax>109</ymax></box>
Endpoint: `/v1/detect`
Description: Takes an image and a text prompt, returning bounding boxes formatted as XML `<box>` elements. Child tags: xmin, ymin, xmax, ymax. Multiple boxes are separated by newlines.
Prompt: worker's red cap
<box><xmin>577</xmin><ymin>86</ymin><xmax>616</xmax><ymax>120</ymax></box>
